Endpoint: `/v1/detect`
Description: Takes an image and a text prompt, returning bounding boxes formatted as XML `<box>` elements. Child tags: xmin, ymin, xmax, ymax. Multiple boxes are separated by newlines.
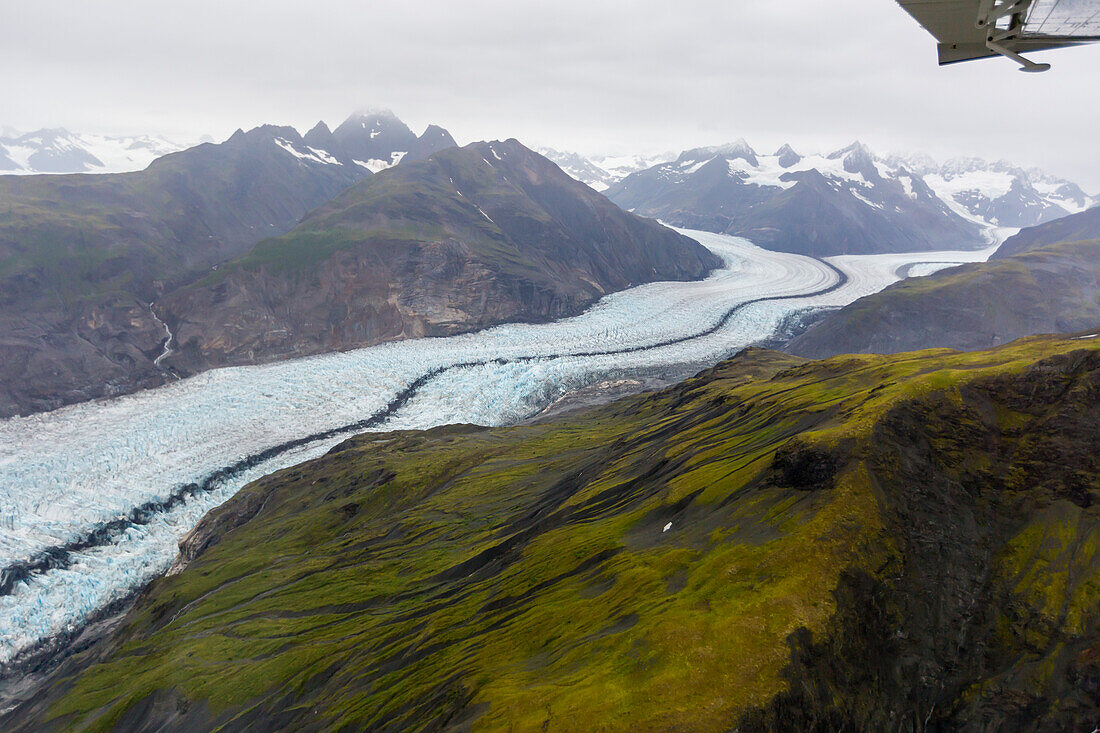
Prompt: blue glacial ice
<box><xmin>0</xmin><ymin>228</ymin><xmax>1004</xmax><ymax>663</ymax></box>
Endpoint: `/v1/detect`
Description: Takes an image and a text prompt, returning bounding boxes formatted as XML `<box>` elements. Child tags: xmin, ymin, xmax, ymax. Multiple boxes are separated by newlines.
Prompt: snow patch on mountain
<box><xmin>885</xmin><ymin>153</ymin><xmax>1096</xmax><ymax>227</ymax></box>
<box><xmin>613</xmin><ymin>138</ymin><xmax>1094</xmax><ymax>235</ymax></box>
<box><xmin>712</xmin><ymin>143</ymin><xmax>888</xmax><ymax>191</ymax></box>
<box><xmin>273</xmin><ymin>137</ymin><xmax>343</xmax><ymax>166</ymax></box>
<box><xmin>538</xmin><ymin>148</ymin><xmax>674</xmax><ymax>191</ymax></box>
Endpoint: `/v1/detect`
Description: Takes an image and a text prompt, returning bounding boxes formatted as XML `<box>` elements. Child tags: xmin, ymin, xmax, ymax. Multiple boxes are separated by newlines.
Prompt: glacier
<box><xmin>0</xmin><ymin>228</ymin><xmax>1004</xmax><ymax>664</ymax></box>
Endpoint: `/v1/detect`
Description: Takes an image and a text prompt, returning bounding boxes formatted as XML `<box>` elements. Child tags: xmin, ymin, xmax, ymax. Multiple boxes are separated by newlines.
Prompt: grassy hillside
<box><xmin>10</xmin><ymin>335</ymin><xmax>1100</xmax><ymax>731</ymax></box>
<box><xmin>788</xmin><ymin>239</ymin><xmax>1100</xmax><ymax>358</ymax></box>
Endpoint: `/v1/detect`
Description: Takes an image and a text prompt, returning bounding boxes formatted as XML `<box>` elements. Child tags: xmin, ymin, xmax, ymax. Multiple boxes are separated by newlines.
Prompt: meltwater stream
<box><xmin>0</xmin><ymin>229</ymin><xmax>1003</xmax><ymax>663</ymax></box>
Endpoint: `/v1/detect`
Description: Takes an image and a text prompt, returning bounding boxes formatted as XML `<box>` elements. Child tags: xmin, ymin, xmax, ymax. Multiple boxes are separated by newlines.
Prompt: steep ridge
<box><xmin>787</xmin><ymin>209</ymin><xmax>1100</xmax><ymax>358</ymax></box>
<box><xmin>7</xmin><ymin>335</ymin><xmax>1098</xmax><ymax>730</ymax></box>
<box><xmin>994</xmin><ymin>205</ymin><xmax>1100</xmax><ymax>259</ymax></box>
<box><xmin>0</xmin><ymin>112</ymin><xmax>456</xmax><ymax>418</ymax></box>
<box><xmin>606</xmin><ymin>141</ymin><xmax>987</xmax><ymax>256</ymax></box>
<box><xmin>157</xmin><ymin>139</ymin><xmax>720</xmax><ymax>373</ymax></box>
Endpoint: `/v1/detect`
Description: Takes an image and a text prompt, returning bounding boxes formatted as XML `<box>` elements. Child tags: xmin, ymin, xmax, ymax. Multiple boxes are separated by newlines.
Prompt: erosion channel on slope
<box><xmin>0</xmin><ymin>227</ymin><xmax>1002</xmax><ymax>674</ymax></box>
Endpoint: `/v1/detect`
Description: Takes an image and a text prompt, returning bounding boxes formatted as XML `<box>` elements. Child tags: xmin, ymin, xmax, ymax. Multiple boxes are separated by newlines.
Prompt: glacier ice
<box><xmin>0</xmin><ymin>228</ymin><xmax>1002</xmax><ymax>664</ymax></box>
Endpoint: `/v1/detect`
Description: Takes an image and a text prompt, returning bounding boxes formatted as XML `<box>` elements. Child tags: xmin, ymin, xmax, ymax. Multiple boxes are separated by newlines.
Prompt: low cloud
<box><xmin>3</xmin><ymin>0</ymin><xmax>1098</xmax><ymax>187</ymax></box>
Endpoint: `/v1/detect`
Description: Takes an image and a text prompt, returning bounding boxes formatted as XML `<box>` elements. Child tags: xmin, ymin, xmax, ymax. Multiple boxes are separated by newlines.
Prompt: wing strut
<box><xmin>898</xmin><ymin>0</ymin><xmax>1100</xmax><ymax>70</ymax></box>
<box><xmin>979</xmin><ymin>0</ymin><xmax>1052</xmax><ymax>71</ymax></box>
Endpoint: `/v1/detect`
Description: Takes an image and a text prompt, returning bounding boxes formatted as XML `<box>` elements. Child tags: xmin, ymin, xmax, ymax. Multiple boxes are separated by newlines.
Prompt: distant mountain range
<box><xmin>537</xmin><ymin>148</ymin><xmax>672</xmax><ymax>191</ymax></box>
<box><xmin>0</xmin><ymin>128</ymin><xmax>191</xmax><ymax>174</ymax></box>
<box><xmin>543</xmin><ymin>141</ymin><xmax>1096</xmax><ymax>256</ymax></box>
<box><xmin>0</xmin><ymin>110</ymin><xmax>454</xmax><ymax>176</ymax></box>
<box><xmin>883</xmin><ymin>153</ymin><xmax>1096</xmax><ymax>228</ymax></box>
<box><xmin>606</xmin><ymin>140</ymin><xmax>988</xmax><ymax>256</ymax></box>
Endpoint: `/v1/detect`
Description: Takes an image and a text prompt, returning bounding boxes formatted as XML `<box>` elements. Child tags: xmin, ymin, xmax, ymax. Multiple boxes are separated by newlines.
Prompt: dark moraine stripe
<box><xmin>0</xmin><ymin>259</ymin><xmax>847</xmax><ymax>596</ymax></box>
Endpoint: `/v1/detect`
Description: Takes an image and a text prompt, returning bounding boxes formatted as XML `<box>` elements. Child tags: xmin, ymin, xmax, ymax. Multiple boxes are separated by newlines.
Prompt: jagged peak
<box><xmin>12</xmin><ymin>127</ymin><xmax>73</xmax><ymax>142</ymax></box>
<box><xmin>227</xmin><ymin>125</ymin><xmax>301</xmax><ymax>145</ymax></box>
<box><xmin>775</xmin><ymin>143</ymin><xmax>802</xmax><ymax>168</ymax></box>
<box><xmin>418</xmin><ymin>124</ymin><xmax>456</xmax><ymax>146</ymax></box>
<box><xmin>828</xmin><ymin>141</ymin><xmax>878</xmax><ymax>178</ymax></box>
<box><xmin>678</xmin><ymin>139</ymin><xmax>758</xmax><ymax>167</ymax></box>
<box><xmin>333</xmin><ymin>109</ymin><xmax>414</xmax><ymax>140</ymax></box>
<box><xmin>246</xmin><ymin>124</ymin><xmax>304</xmax><ymax>141</ymax></box>
<box><xmin>305</xmin><ymin>120</ymin><xmax>332</xmax><ymax>138</ymax></box>
<box><xmin>723</xmin><ymin>138</ymin><xmax>758</xmax><ymax>157</ymax></box>
<box><xmin>827</xmin><ymin>140</ymin><xmax>873</xmax><ymax>161</ymax></box>
<box><xmin>475</xmin><ymin>138</ymin><xmax>530</xmax><ymax>159</ymax></box>
<box><xmin>881</xmin><ymin>151</ymin><xmax>938</xmax><ymax>177</ymax></box>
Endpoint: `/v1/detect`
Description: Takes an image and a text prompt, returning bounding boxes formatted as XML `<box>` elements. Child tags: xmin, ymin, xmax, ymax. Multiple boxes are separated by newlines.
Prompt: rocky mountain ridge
<box><xmin>157</xmin><ymin>138</ymin><xmax>720</xmax><ymax>373</ymax></box>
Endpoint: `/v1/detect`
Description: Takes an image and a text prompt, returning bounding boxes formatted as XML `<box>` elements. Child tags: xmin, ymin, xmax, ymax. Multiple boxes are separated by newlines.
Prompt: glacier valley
<box><xmin>0</xmin><ymin>228</ymin><xmax>1006</xmax><ymax>665</ymax></box>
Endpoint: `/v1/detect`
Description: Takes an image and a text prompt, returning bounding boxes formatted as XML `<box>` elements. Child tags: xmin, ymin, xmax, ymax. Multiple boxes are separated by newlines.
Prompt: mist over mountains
<box><xmin>0</xmin><ymin>110</ymin><xmax>453</xmax><ymax>176</ymax></box>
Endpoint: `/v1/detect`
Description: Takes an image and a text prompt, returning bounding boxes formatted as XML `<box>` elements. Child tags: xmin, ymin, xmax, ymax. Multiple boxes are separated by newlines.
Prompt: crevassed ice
<box><xmin>0</xmin><ymin>228</ymin><xmax>1003</xmax><ymax>663</ymax></box>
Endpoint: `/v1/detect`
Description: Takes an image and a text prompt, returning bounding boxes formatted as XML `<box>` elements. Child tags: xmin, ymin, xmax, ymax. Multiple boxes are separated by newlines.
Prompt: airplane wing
<box><xmin>898</xmin><ymin>0</ymin><xmax>1100</xmax><ymax>71</ymax></box>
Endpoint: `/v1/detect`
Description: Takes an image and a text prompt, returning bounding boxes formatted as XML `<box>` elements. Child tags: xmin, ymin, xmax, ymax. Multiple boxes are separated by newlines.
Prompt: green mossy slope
<box><xmin>10</xmin><ymin>336</ymin><xmax>1100</xmax><ymax>731</ymax></box>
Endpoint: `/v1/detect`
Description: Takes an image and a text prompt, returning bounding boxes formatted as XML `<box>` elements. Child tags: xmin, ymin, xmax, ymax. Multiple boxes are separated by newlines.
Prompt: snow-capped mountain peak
<box><xmin>0</xmin><ymin>127</ymin><xmax>192</xmax><ymax>174</ymax></box>
<box><xmin>828</xmin><ymin>141</ymin><xmax>880</xmax><ymax>179</ymax></box>
<box><xmin>606</xmin><ymin>137</ymin><xmax>985</xmax><ymax>256</ymax></box>
<box><xmin>2</xmin><ymin>112</ymin><xmax>456</xmax><ymax>178</ymax></box>
<box><xmin>716</xmin><ymin>138</ymin><xmax>759</xmax><ymax>165</ymax></box>
<box><xmin>907</xmin><ymin>155</ymin><xmax>1097</xmax><ymax>226</ymax></box>
<box><xmin>536</xmin><ymin>149</ymin><xmax>675</xmax><ymax>192</ymax></box>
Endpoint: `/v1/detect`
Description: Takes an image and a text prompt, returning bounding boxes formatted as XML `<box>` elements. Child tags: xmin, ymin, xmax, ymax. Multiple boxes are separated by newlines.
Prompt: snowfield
<box><xmin>0</xmin><ymin>228</ymin><xmax>1002</xmax><ymax>663</ymax></box>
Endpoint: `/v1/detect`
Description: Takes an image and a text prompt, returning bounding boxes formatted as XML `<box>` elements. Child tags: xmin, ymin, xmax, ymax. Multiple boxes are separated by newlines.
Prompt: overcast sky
<box><xmin>3</xmin><ymin>0</ymin><xmax>1098</xmax><ymax>188</ymax></box>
